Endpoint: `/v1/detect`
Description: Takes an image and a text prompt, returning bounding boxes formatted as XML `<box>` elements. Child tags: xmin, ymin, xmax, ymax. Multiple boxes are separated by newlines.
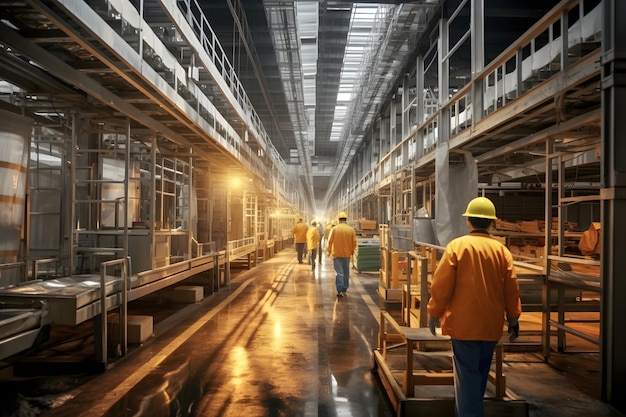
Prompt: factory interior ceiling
<box><xmin>197</xmin><ymin>0</ymin><xmax>600</xmax><ymax>212</ymax></box>
<box><xmin>0</xmin><ymin>0</ymin><xmax>602</xmax><ymax>214</ymax></box>
<box><xmin>200</xmin><ymin>0</ymin><xmax>441</xmax><ymax>212</ymax></box>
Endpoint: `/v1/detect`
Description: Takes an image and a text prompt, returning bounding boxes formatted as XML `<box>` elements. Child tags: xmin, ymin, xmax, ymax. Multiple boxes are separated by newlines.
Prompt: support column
<box><xmin>416</xmin><ymin>55</ymin><xmax>425</xmax><ymax>160</ymax></box>
<box><xmin>600</xmin><ymin>0</ymin><xmax>626</xmax><ymax>411</ymax></box>
<box><xmin>471</xmin><ymin>0</ymin><xmax>484</xmax><ymax>123</ymax></box>
<box><xmin>437</xmin><ymin>16</ymin><xmax>450</xmax><ymax>143</ymax></box>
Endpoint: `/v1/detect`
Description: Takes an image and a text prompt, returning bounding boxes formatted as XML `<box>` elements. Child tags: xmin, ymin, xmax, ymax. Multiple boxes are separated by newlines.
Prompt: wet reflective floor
<box><xmin>2</xmin><ymin>249</ymin><xmax>625</xmax><ymax>417</ymax></box>
<box><xmin>41</xmin><ymin>250</ymin><xmax>394</xmax><ymax>417</ymax></box>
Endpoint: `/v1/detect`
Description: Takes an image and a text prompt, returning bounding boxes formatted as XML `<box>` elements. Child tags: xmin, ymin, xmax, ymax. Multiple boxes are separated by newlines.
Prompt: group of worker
<box><xmin>291</xmin><ymin>211</ymin><xmax>357</xmax><ymax>297</ymax></box>
<box><xmin>293</xmin><ymin>197</ymin><xmax>522</xmax><ymax>417</ymax></box>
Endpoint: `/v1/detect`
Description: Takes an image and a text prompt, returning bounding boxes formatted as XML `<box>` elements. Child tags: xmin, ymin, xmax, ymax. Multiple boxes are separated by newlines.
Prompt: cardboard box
<box><xmin>170</xmin><ymin>285</ymin><xmax>204</xmax><ymax>303</ymax></box>
<box><xmin>109</xmin><ymin>315</ymin><xmax>153</xmax><ymax>344</ymax></box>
<box><xmin>359</xmin><ymin>219</ymin><xmax>377</xmax><ymax>230</ymax></box>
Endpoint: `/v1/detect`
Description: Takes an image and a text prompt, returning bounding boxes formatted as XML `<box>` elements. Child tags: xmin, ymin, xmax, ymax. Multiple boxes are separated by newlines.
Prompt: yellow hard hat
<box><xmin>462</xmin><ymin>197</ymin><xmax>497</xmax><ymax>219</ymax></box>
<box><xmin>331</xmin><ymin>220</ymin><xmax>338</xmax><ymax>226</ymax></box>
<box><xmin>311</xmin><ymin>220</ymin><xmax>317</xmax><ymax>225</ymax></box>
<box><xmin>337</xmin><ymin>211</ymin><xmax>348</xmax><ymax>219</ymax></box>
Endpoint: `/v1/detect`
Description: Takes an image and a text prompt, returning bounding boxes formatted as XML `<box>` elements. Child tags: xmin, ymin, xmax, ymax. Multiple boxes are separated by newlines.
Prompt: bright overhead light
<box><xmin>329</xmin><ymin>4</ymin><xmax>388</xmax><ymax>142</ymax></box>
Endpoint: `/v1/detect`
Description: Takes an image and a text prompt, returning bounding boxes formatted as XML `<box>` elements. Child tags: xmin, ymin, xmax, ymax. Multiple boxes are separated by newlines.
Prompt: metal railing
<box><xmin>228</xmin><ymin>237</ymin><xmax>257</xmax><ymax>259</ymax></box>
<box><xmin>97</xmin><ymin>257</ymin><xmax>128</xmax><ymax>368</ymax></box>
<box><xmin>0</xmin><ymin>262</ymin><xmax>27</xmax><ymax>286</ymax></box>
<box><xmin>403</xmin><ymin>239</ymin><xmax>599</xmax><ymax>356</ymax></box>
<box><xmin>544</xmin><ymin>254</ymin><xmax>600</xmax><ymax>357</ymax></box>
<box><xmin>192</xmin><ymin>238</ymin><xmax>216</xmax><ymax>257</ymax></box>
<box><xmin>31</xmin><ymin>258</ymin><xmax>63</xmax><ymax>281</ymax></box>
<box><xmin>348</xmin><ymin>0</ymin><xmax>602</xmax><ymax>204</ymax></box>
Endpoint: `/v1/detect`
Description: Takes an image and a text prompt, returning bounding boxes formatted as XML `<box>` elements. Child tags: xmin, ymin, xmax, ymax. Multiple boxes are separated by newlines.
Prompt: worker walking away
<box><xmin>428</xmin><ymin>196</ymin><xmax>521</xmax><ymax>417</ymax></box>
<box><xmin>326</xmin><ymin>212</ymin><xmax>357</xmax><ymax>297</ymax></box>
<box><xmin>292</xmin><ymin>217</ymin><xmax>309</xmax><ymax>264</ymax></box>
<box><xmin>323</xmin><ymin>220</ymin><xmax>333</xmax><ymax>247</ymax></box>
<box><xmin>307</xmin><ymin>220</ymin><xmax>321</xmax><ymax>271</ymax></box>
<box><xmin>323</xmin><ymin>220</ymin><xmax>336</xmax><ymax>257</ymax></box>
<box><xmin>317</xmin><ymin>221</ymin><xmax>324</xmax><ymax>264</ymax></box>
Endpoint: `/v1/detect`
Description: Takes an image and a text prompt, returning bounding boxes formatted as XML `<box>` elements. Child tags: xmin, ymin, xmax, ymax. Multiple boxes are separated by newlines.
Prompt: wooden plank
<box><xmin>372</xmin><ymin>349</ymin><xmax>405</xmax><ymax>412</ymax></box>
<box><xmin>412</xmin><ymin>372</ymin><xmax>454</xmax><ymax>385</ymax></box>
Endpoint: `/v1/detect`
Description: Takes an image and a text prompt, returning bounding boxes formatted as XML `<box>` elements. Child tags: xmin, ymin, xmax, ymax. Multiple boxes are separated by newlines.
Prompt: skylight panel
<box><xmin>329</xmin><ymin>3</ymin><xmax>382</xmax><ymax>141</ymax></box>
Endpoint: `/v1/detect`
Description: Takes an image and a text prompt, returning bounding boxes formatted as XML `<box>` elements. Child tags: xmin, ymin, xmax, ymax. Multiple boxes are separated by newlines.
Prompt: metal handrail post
<box><xmin>99</xmin><ymin>265</ymin><xmax>108</xmax><ymax>367</ymax></box>
<box><xmin>120</xmin><ymin>257</ymin><xmax>129</xmax><ymax>357</ymax></box>
<box><xmin>97</xmin><ymin>258</ymin><xmax>127</xmax><ymax>368</ymax></box>
<box><xmin>406</xmin><ymin>253</ymin><xmax>412</xmax><ymax>327</ymax></box>
<box><xmin>32</xmin><ymin>258</ymin><xmax>60</xmax><ymax>281</ymax></box>
<box><xmin>420</xmin><ymin>256</ymin><xmax>429</xmax><ymax>328</ymax></box>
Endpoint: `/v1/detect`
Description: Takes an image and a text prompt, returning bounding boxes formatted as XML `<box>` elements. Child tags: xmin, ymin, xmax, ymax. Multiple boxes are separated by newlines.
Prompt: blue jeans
<box><xmin>333</xmin><ymin>257</ymin><xmax>350</xmax><ymax>292</ymax></box>
<box><xmin>451</xmin><ymin>339</ymin><xmax>497</xmax><ymax>417</ymax></box>
<box><xmin>309</xmin><ymin>249</ymin><xmax>317</xmax><ymax>268</ymax></box>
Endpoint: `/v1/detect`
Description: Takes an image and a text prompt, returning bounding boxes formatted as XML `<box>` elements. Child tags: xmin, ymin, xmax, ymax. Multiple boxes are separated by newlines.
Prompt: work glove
<box><xmin>507</xmin><ymin>317</ymin><xmax>519</xmax><ymax>342</ymax></box>
<box><xmin>429</xmin><ymin>317</ymin><xmax>440</xmax><ymax>336</ymax></box>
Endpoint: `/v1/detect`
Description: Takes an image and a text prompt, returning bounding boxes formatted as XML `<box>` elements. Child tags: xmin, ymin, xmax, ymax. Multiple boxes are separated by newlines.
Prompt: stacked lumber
<box><xmin>495</xmin><ymin>219</ymin><xmax>519</xmax><ymax>231</ymax></box>
<box><xmin>494</xmin><ymin>219</ymin><xmax>580</xmax><ymax>259</ymax></box>
<box><xmin>518</xmin><ymin>220</ymin><xmax>542</xmax><ymax>233</ymax></box>
<box><xmin>495</xmin><ymin>219</ymin><xmax>579</xmax><ymax>233</ymax></box>
<box><xmin>509</xmin><ymin>245</ymin><xmax>542</xmax><ymax>257</ymax></box>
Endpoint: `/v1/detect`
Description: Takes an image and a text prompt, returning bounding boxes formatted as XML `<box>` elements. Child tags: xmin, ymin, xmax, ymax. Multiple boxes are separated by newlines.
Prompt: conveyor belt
<box><xmin>0</xmin><ymin>251</ymin><xmax>228</xmax><ymax>360</ymax></box>
<box><xmin>0</xmin><ymin>305</ymin><xmax>46</xmax><ymax>360</ymax></box>
<box><xmin>0</xmin><ymin>308</ymin><xmax>43</xmax><ymax>340</ymax></box>
<box><xmin>0</xmin><ymin>275</ymin><xmax>122</xmax><ymax>326</ymax></box>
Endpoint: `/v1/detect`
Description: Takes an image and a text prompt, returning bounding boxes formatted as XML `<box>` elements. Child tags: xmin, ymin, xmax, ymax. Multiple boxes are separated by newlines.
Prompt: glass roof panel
<box><xmin>329</xmin><ymin>4</ymin><xmax>384</xmax><ymax>142</ymax></box>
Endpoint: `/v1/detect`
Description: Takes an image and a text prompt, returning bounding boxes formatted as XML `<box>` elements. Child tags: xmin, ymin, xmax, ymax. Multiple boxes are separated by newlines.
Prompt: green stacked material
<box><xmin>354</xmin><ymin>244</ymin><xmax>380</xmax><ymax>271</ymax></box>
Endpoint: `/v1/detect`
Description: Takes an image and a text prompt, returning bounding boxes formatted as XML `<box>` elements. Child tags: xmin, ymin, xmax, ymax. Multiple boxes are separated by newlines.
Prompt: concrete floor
<box><xmin>0</xmin><ymin>249</ymin><xmax>624</xmax><ymax>417</ymax></box>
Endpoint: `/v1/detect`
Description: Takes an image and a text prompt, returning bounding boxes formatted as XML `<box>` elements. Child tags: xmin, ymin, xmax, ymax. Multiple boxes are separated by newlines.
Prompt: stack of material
<box><xmin>493</xmin><ymin>218</ymin><xmax>583</xmax><ymax>259</ymax></box>
<box><xmin>495</xmin><ymin>219</ymin><xmax>520</xmax><ymax>231</ymax></box>
<box><xmin>358</xmin><ymin>218</ymin><xmax>377</xmax><ymax>230</ymax></box>
<box><xmin>518</xmin><ymin>220</ymin><xmax>542</xmax><ymax>233</ymax></box>
<box><xmin>495</xmin><ymin>218</ymin><xmax>579</xmax><ymax>233</ymax></box>
<box><xmin>354</xmin><ymin>238</ymin><xmax>380</xmax><ymax>272</ymax></box>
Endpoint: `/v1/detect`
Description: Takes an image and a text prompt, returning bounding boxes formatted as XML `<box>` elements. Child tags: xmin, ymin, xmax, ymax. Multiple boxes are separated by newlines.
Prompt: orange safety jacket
<box><xmin>327</xmin><ymin>222</ymin><xmax>357</xmax><ymax>258</ymax></box>
<box><xmin>427</xmin><ymin>231</ymin><xmax>521</xmax><ymax>341</ymax></box>
<box><xmin>323</xmin><ymin>224</ymin><xmax>332</xmax><ymax>240</ymax></box>
<box><xmin>292</xmin><ymin>222</ymin><xmax>309</xmax><ymax>243</ymax></box>
<box><xmin>306</xmin><ymin>227</ymin><xmax>320</xmax><ymax>250</ymax></box>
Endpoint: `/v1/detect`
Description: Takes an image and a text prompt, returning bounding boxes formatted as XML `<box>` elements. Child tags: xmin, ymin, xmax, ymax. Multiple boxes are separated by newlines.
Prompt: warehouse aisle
<box><xmin>40</xmin><ymin>250</ymin><xmax>393</xmax><ymax>417</ymax></box>
<box><xmin>2</xmin><ymin>248</ymin><xmax>624</xmax><ymax>417</ymax></box>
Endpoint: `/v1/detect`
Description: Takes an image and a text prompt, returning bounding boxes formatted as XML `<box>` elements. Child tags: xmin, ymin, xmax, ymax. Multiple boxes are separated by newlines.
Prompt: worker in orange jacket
<box><xmin>428</xmin><ymin>197</ymin><xmax>521</xmax><ymax>417</ymax></box>
<box><xmin>326</xmin><ymin>212</ymin><xmax>357</xmax><ymax>296</ymax></box>
<box><xmin>323</xmin><ymin>221</ymin><xmax>333</xmax><ymax>244</ymax></box>
<box><xmin>306</xmin><ymin>220</ymin><xmax>321</xmax><ymax>271</ymax></box>
<box><xmin>292</xmin><ymin>217</ymin><xmax>309</xmax><ymax>263</ymax></box>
